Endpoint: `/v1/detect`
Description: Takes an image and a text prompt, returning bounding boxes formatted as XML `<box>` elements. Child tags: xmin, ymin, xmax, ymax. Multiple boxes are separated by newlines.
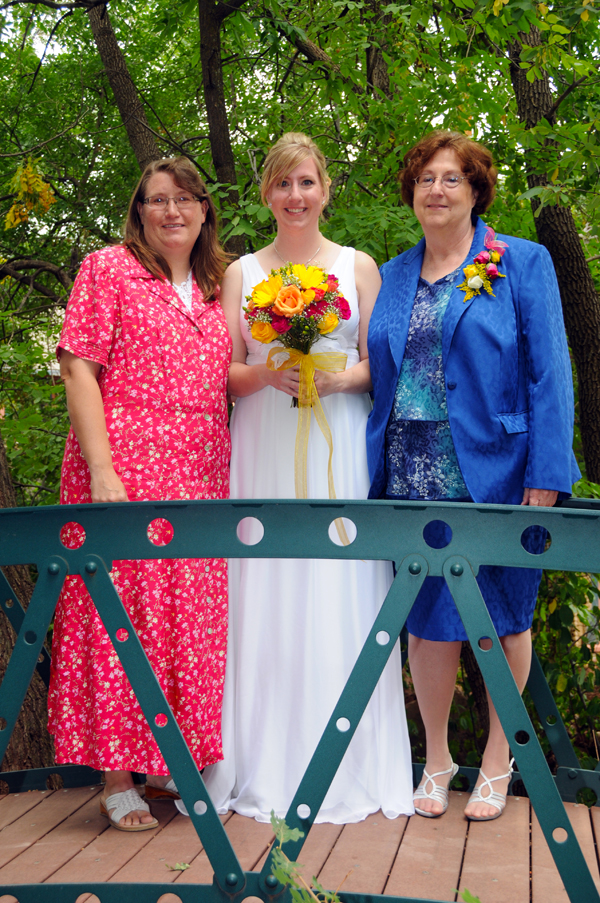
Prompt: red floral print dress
<box><xmin>47</xmin><ymin>245</ymin><xmax>232</xmax><ymax>774</ymax></box>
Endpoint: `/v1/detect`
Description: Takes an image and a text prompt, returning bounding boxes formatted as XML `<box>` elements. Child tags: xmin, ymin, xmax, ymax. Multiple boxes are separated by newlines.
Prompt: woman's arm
<box><xmin>313</xmin><ymin>250</ymin><xmax>381</xmax><ymax>398</ymax></box>
<box><xmin>60</xmin><ymin>350</ymin><xmax>128</xmax><ymax>502</ymax></box>
<box><xmin>221</xmin><ymin>260</ymin><xmax>300</xmax><ymax>399</ymax></box>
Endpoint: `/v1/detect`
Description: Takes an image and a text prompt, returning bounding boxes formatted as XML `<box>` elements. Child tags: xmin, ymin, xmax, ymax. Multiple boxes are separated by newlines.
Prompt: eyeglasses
<box><xmin>414</xmin><ymin>173</ymin><xmax>469</xmax><ymax>190</ymax></box>
<box><xmin>143</xmin><ymin>195</ymin><xmax>202</xmax><ymax>209</ymax></box>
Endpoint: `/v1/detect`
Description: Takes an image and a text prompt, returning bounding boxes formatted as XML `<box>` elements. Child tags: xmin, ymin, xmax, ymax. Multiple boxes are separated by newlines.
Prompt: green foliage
<box><xmin>270</xmin><ymin>811</ymin><xmax>341</xmax><ymax>903</ymax></box>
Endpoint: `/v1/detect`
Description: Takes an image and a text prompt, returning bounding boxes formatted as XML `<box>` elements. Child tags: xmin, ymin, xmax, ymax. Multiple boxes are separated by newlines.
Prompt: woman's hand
<box><xmin>265</xmin><ymin>364</ymin><xmax>300</xmax><ymax>398</ymax></box>
<box><xmin>89</xmin><ymin>467</ymin><xmax>129</xmax><ymax>503</ymax></box>
<box><xmin>521</xmin><ymin>487</ymin><xmax>558</xmax><ymax>507</ymax></box>
<box><xmin>313</xmin><ymin>369</ymin><xmax>343</xmax><ymax>398</ymax></box>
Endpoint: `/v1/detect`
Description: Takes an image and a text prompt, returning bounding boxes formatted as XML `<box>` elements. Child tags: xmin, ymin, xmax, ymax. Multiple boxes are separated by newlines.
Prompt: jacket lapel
<box><xmin>442</xmin><ymin>217</ymin><xmax>486</xmax><ymax>366</ymax></box>
<box><xmin>387</xmin><ymin>238</ymin><xmax>425</xmax><ymax>372</ymax></box>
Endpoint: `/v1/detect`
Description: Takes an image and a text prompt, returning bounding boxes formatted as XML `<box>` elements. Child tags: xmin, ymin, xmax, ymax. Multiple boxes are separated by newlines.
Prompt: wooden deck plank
<box><xmin>0</xmin><ymin>790</ymin><xmax>56</xmax><ymax>832</ymax></box>
<box><xmin>0</xmin><ymin>788</ymin><xmax>102</xmax><ymax>884</ymax></box>
<box><xmin>111</xmin><ymin>807</ymin><xmax>233</xmax><ymax>883</ymax></box>
<box><xmin>317</xmin><ymin>811</ymin><xmax>407</xmax><ymax>894</ymax></box>
<box><xmin>175</xmin><ymin>812</ymin><xmax>274</xmax><ymax>885</ymax></box>
<box><xmin>384</xmin><ymin>790</ymin><xmax>468</xmax><ymax>902</ymax></box>
<box><xmin>46</xmin><ymin>795</ymin><xmax>177</xmax><ymax>884</ymax></box>
<box><xmin>532</xmin><ymin>803</ymin><xmax>600</xmax><ymax>901</ymax></box>
<box><xmin>458</xmin><ymin>794</ymin><xmax>530</xmax><ymax>903</ymax></box>
<box><xmin>0</xmin><ymin>787</ymin><xmax>99</xmax><ymax>871</ymax></box>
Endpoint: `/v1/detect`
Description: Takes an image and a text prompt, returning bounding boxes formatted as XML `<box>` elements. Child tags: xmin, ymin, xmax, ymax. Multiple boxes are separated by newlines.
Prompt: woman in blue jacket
<box><xmin>367</xmin><ymin>131</ymin><xmax>579</xmax><ymax>822</ymax></box>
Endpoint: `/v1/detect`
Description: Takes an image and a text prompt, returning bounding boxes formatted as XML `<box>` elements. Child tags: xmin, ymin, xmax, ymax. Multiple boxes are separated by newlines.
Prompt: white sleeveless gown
<box><xmin>203</xmin><ymin>248</ymin><xmax>414</xmax><ymax>823</ymax></box>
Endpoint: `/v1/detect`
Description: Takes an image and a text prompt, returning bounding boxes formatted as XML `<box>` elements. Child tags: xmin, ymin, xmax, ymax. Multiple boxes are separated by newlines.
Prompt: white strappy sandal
<box><xmin>465</xmin><ymin>759</ymin><xmax>514</xmax><ymax>822</ymax></box>
<box><xmin>100</xmin><ymin>788</ymin><xmax>159</xmax><ymax>832</ymax></box>
<box><xmin>413</xmin><ymin>762</ymin><xmax>459</xmax><ymax>817</ymax></box>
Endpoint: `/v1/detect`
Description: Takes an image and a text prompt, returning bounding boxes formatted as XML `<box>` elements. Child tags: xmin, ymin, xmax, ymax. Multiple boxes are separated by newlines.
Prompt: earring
<box><xmin>268</xmin><ymin>202</ymin><xmax>272</xmax><ymax>208</ymax></box>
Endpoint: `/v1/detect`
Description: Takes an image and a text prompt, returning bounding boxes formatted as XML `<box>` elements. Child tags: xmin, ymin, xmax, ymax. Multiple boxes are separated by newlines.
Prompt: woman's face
<box><xmin>138</xmin><ymin>172</ymin><xmax>207</xmax><ymax>263</ymax></box>
<box><xmin>267</xmin><ymin>156</ymin><xmax>325</xmax><ymax>230</ymax></box>
<box><xmin>412</xmin><ymin>148</ymin><xmax>477</xmax><ymax>235</ymax></box>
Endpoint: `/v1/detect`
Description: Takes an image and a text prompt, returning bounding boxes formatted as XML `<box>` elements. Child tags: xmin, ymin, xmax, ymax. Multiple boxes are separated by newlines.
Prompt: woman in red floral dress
<box><xmin>48</xmin><ymin>158</ymin><xmax>231</xmax><ymax>831</ymax></box>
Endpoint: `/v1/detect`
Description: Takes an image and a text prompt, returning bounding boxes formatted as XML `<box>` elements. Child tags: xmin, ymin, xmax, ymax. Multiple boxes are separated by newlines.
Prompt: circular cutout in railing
<box><xmin>423</xmin><ymin>520</ymin><xmax>452</xmax><ymax>549</ymax></box>
<box><xmin>546</xmin><ymin>714</ymin><xmax>557</xmax><ymax>726</ymax></box>
<box><xmin>328</xmin><ymin>517</ymin><xmax>357</xmax><ymax>546</ymax></box>
<box><xmin>4</xmin><ymin>598</ymin><xmax>13</xmax><ymax>609</ymax></box>
<box><xmin>194</xmin><ymin>800</ymin><xmax>208</xmax><ymax>815</ymax></box>
<box><xmin>76</xmin><ymin>896</ymin><xmax>101</xmax><ymax>903</ymax></box>
<box><xmin>336</xmin><ymin>717</ymin><xmax>351</xmax><ymax>733</ymax></box>
<box><xmin>478</xmin><ymin>636</ymin><xmax>493</xmax><ymax>651</ymax></box>
<box><xmin>60</xmin><ymin>521</ymin><xmax>86</xmax><ymax>550</ymax></box>
<box><xmin>157</xmin><ymin>895</ymin><xmax>184</xmax><ymax>903</ymax></box>
<box><xmin>552</xmin><ymin>826</ymin><xmax>568</xmax><ymax>844</ymax></box>
<box><xmin>155</xmin><ymin>713</ymin><xmax>168</xmax><ymax>728</ymax></box>
<box><xmin>297</xmin><ymin>803</ymin><xmax>311</xmax><ymax>819</ymax></box>
<box><xmin>148</xmin><ymin>518</ymin><xmax>174</xmax><ymax>547</ymax></box>
<box><xmin>376</xmin><ymin>630</ymin><xmax>391</xmax><ymax>646</ymax></box>
<box><xmin>24</xmin><ymin>631</ymin><xmax>37</xmax><ymax>645</ymax></box>
<box><xmin>46</xmin><ymin>773</ymin><xmax>64</xmax><ymax>790</ymax></box>
<box><xmin>0</xmin><ymin>718</ymin><xmax>6</xmax><ymax>731</ymax></box>
<box><xmin>236</xmin><ymin>516</ymin><xmax>265</xmax><ymax>546</ymax></box>
<box><xmin>116</xmin><ymin>628</ymin><xmax>129</xmax><ymax>643</ymax></box>
<box><xmin>514</xmin><ymin>729</ymin><xmax>530</xmax><ymax>745</ymax></box>
<box><xmin>520</xmin><ymin>524</ymin><xmax>551</xmax><ymax>556</ymax></box>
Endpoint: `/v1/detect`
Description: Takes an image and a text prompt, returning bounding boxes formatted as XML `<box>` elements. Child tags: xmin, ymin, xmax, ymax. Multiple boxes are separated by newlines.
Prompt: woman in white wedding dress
<box><xmin>202</xmin><ymin>132</ymin><xmax>414</xmax><ymax>823</ymax></box>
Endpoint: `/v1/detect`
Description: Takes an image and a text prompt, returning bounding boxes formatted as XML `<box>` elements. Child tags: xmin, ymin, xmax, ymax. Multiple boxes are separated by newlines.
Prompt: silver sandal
<box><xmin>413</xmin><ymin>762</ymin><xmax>459</xmax><ymax>818</ymax></box>
<box><xmin>465</xmin><ymin>759</ymin><xmax>514</xmax><ymax>822</ymax></box>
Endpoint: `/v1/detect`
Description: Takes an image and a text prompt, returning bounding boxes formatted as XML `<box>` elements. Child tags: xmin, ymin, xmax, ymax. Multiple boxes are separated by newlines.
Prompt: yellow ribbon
<box><xmin>267</xmin><ymin>346</ymin><xmax>350</xmax><ymax>546</ymax></box>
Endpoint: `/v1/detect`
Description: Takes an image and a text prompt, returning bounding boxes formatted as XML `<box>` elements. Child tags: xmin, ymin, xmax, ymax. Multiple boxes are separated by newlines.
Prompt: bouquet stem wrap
<box><xmin>267</xmin><ymin>346</ymin><xmax>350</xmax><ymax>546</ymax></box>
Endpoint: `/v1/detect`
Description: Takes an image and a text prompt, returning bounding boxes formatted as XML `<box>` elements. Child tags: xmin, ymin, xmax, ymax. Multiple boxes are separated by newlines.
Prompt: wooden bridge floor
<box><xmin>0</xmin><ymin>785</ymin><xmax>599</xmax><ymax>903</ymax></box>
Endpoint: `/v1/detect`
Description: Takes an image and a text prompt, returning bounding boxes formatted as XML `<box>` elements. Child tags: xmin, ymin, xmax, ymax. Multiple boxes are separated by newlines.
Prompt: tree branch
<box><xmin>28</xmin><ymin>9</ymin><xmax>74</xmax><ymax>93</ymax></box>
<box><xmin>0</xmin><ymin>113</ymin><xmax>88</xmax><ymax>158</ymax></box>
<box><xmin>215</xmin><ymin>0</ymin><xmax>248</xmax><ymax>24</ymax></box>
<box><xmin>5</xmin><ymin>258</ymin><xmax>73</xmax><ymax>289</ymax></box>
<box><xmin>0</xmin><ymin>263</ymin><xmax>70</xmax><ymax>302</ymax></box>
<box><xmin>546</xmin><ymin>63</ymin><xmax>600</xmax><ymax>121</ymax></box>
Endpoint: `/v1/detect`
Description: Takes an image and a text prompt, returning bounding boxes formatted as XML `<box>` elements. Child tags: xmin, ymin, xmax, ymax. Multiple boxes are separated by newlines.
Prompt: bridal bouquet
<box><xmin>243</xmin><ymin>263</ymin><xmax>351</xmax><ymax>355</ymax></box>
<box><xmin>244</xmin><ymin>261</ymin><xmax>351</xmax><ymax>545</ymax></box>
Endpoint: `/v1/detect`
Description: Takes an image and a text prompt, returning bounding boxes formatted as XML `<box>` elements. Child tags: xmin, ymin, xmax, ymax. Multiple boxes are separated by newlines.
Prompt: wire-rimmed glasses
<box><xmin>143</xmin><ymin>195</ymin><xmax>202</xmax><ymax>209</ymax></box>
<box><xmin>413</xmin><ymin>173</ymin><xmax>469</xmax><ymax>190</ymax></box>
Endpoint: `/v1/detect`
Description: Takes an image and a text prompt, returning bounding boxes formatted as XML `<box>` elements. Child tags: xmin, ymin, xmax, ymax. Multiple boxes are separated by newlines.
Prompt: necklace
<box><xmin>273</xmin><ymin>239</ymin><xmax>322</xmax><ymax>267</ymax></box>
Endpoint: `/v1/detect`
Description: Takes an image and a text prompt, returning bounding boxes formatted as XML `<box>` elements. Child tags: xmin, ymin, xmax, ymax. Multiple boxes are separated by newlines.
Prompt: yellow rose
<box><xmin>490</xmin><ymin>250</ymin><xmax>501</xmax><ymax>263</ymax></box>
<box><xmin>318</xmin><ymin>312</ymin><xmax>339</xmax><ymax>335</ymax></box>
<box><xmin>464</xmin><ymin>264</ymin><xmax>478</xmax><ymax>279</ymax></box>
<box><xmin>302</xmin><ymin>289</ymin><xmax>316</xmax><ymax>303</ymax></box>
<box><xmin>252</xmin><ymin>274</ymin><xmax>283</xmax><ymax>308</ymax></box>
<box><xmin>251</xmin><ymin>321</ymin><xmax>278</xmax><ymax>343</ymax></box>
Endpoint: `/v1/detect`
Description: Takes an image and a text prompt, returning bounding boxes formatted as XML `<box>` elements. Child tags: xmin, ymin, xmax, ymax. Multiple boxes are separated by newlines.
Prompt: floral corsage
<box><xmin>458</xmin><ymin>227</ymin><xmax>508</xmax><ymax>302</ymax></box>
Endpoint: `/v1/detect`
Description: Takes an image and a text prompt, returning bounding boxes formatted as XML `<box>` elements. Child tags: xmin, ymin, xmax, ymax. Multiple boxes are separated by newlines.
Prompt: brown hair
<box><xmin>399</xmin><ymin>131</ymin><xmax>497</xmax><ymax>221</ymax></box>
<box><xmin>124</xmin><ymin>157</ymin><xmax>228</xmax><ymax>301</ymax></box>
<box><xmin>260</xmin><ymin>132</ymin><xmax>331</xmax><ymax>209</ymax></box>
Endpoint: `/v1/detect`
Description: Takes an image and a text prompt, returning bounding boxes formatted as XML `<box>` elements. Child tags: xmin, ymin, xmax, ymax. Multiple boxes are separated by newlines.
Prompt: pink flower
<box><xmin>271</xmin><ymin>314</ymin><xmax>292</xmax><ymax>333</ymax></box>
<box><xmin>327</xmin><ymin>275</ymin><xmax>339</xmax><ymax>290</ymax></box>
<box><xmin>474</xmin><ymin>250</ymin><xmax>490</xmax><ymax>264</ymax></box>
<box><xmin>486</xmin><ymin>263</ymin><xmax>499</xmax><ymax>279</ymax></box>
<box><xmin>313</xmin><ymin>288</ymin><xmax>326</xmax><ymax>301</ymax></box>
<box><xmin>483</xmin><ymin>226</ymin><xmax>508</xmax><ymax>257</ymax></box>
<box><xmin>337</xmin><ymin>298</ymin><xmax>351</xmax><ymax>320</ymax></box>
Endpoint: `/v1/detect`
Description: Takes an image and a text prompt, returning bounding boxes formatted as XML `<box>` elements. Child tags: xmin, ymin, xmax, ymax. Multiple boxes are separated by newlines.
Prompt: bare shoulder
<box><xmin>354</xmin><ymin>249</ymin><xmax>380</xmax><ymax>280</ymax></box>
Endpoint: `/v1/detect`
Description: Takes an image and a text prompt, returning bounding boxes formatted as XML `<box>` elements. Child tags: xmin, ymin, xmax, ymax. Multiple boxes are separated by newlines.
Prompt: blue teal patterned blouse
<box><xmin>385</xmin><ymin>269</ymin><xmax>470</xmax><ymax>500</ymax></box>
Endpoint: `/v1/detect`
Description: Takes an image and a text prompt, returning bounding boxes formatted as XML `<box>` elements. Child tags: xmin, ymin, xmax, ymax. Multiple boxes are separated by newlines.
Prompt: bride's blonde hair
<box><xmin>260</xmin><ymin>133</ymin><xmax>331</xmax><ymax>208</ymax></box>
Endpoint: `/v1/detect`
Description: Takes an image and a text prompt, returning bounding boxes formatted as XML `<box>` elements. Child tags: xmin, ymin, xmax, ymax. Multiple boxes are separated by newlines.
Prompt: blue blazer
<box><xmin>367</xmin><ymin>217</ymin><xmax>580</xmax><ymax>504</ymax></box>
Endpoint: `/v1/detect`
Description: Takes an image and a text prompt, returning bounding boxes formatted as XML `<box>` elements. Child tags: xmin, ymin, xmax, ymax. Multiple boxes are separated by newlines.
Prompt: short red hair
<box><xmin>400</xmin><ymin>131</ymin><xmax>497</xmax><ymax>220</ymax></box>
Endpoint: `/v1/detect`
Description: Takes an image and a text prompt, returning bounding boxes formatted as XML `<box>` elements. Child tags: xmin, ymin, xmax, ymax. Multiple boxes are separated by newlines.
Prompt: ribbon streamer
<box><xmin>267</xmin><ymin>346</ymin><xmax>350</xmax><ymax>546</ymax></box>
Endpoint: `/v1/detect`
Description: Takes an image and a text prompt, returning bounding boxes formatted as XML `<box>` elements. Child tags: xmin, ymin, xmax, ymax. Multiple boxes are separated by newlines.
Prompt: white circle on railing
<box><xmin>328</xmin><ymin>517</ymin><xmax>357</xmax><ymax>546</ymax></box>
<box><xmin>376</xmin><ymin>630</ymin><xmax>390</xmax><ymax>646</ymax></box>
<box><xmin>194</xmin><ymin>800</ymin><xmax>208</xmax><ymax>815</ymax></box>
<box><xmin>236</xmin><ymin>516</ymin><xmax>265</xmax><ymax>546</ymax></box>
<box><xmin>336</xmin><ymin>717</ymin><xmax>351</xmax><ymax>732</ymax></box>
<box><xmin>296</xmin><ymin>804</ymin><xmax>311</xmax><ymax>819</ymax></box>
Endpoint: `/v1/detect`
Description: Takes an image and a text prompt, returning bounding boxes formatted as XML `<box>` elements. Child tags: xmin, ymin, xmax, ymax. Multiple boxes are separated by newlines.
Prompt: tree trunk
<box><xmin>365</xmin><ymin>0</ymin><xmax>392</xmax><ymax>98</ymax></box>
<box><xmin>509</xmin><ymin>29</ymin><xmax>600</xmax><ymax>481</ymax></box>
<box><xmin>0</xmin><ymin>431</ymin><xmax>55</xmax><ymax>774</ymax></box>
<box><xmin>87</xmin><ymin>3</ymin><xmax>161</xmax><ymax>171</ymax></box>
<box><xmin>198</xmin><ymin>0</ymin><xmax>246</xmax><ymax>258</ymax></box>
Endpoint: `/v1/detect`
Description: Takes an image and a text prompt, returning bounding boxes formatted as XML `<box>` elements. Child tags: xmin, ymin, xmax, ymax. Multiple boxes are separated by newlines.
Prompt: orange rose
<box><xmin>273</xmin><ymin>284</ymin><xmax>305</xmax><ymax>318</ymax></box>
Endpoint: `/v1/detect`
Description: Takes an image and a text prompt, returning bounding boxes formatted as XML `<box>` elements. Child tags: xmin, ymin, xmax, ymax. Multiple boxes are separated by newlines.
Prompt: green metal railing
<box><xmin>1</xmin><ymin>497</ymin><xmax>600</xmax><ymax>903</ymax></box>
